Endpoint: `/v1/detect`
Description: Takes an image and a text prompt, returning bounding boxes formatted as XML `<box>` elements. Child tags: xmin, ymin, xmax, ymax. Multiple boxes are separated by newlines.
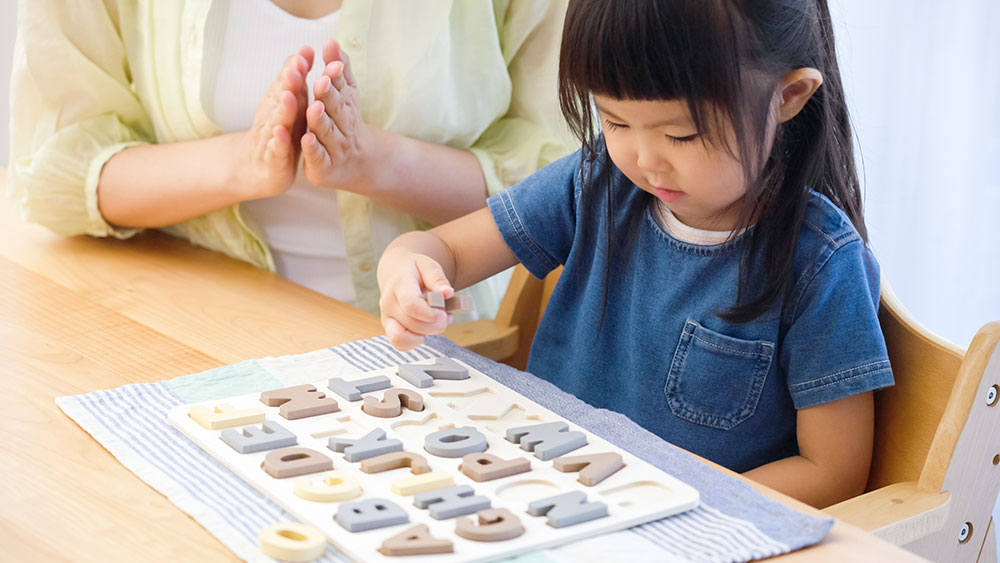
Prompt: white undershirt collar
<box><xmin>652</xmin><ymin>200</ymin><xmax>745</xmax><ymax>246</ymax></box>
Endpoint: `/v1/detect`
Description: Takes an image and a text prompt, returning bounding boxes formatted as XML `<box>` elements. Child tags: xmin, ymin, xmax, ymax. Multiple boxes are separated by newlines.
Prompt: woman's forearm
<box><xmin>96</xmin><ymin>133</ymin><xmax>251</xmax><ymax>228</ymax></box>
<box><xmin>97</xmin><ymin>127</ymin><xmax>490</xmax><ymax>229</ymax></box>
<box><xmin>364</xmin><ymin>128</ymin><xmax>490</xmax><ymax>225</ymax></box>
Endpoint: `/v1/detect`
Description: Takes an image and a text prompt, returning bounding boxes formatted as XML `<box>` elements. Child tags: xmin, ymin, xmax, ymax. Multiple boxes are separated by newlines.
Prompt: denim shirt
<box><xmin>487</xmin><ymin>150</ymin><xmax>894</xmax><ymax>472</ymax></box>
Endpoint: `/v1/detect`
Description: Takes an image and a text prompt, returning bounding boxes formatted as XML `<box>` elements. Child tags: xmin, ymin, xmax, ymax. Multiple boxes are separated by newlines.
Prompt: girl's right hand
<box><xmin>378</xmin><ymin>252</ymin><xmax>455</xmax><ymax>350</ymax></box>
<box><xmin>234</xmin><ymin>46</ymin><xmax>314</xmax><ymax>200</ymax></box>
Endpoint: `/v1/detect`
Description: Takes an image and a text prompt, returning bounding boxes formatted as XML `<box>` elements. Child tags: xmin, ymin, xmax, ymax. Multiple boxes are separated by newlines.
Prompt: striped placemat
<box><xmin>57</xmin><ymin>335</ymin><xmax>832</xmax><ymax>562</ymax></box>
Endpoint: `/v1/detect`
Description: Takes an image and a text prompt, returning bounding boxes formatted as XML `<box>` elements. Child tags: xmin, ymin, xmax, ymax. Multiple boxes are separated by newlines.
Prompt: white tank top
<box><xmin>202</xmin><ymin>0</ymin><xmax>356</xmax><ymax>305</ymax></box>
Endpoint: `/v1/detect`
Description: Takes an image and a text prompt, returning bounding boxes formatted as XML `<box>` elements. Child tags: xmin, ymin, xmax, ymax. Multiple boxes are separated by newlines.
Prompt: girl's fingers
<box><xmin>396</xmin><ymin>295</ymin><xmax>448</xmax><ymax>332</ymax></box>
<box><xmin>397</xmin><ymin>314</ymin><xmax>448</xmax><ymax>336</ymax></box>
<box><xmin>291</xmin><ymin>66</ymin><xmax>310</xmax><ymax>102</ymax></box>
<box><xmin>257</xmin><ymin>57</ymin><xmax>296</xmax><ymax>127</ymax></box>
<box><xmin>313</xmin><ymin>74</ymin><xmax>330</xmax><ymax>100</ymax></box>
<box><xmin>383</xmin><ymin>316</ymin><xmax>426</xmax><ymax>352</ymax></box>
<box><xmin>414</xmin><ymin>256</ymin><xmax>454</xmax><ymax>297</ymax></box>
<box><xmin>393</xmin><ymin>278</ymin><xmax>446</xmax><ymax>327</ymax></box>
<box><xmin>378</xmin><ymin>253</ymin><xmax>453</xmax><ymax>352</ymax></box>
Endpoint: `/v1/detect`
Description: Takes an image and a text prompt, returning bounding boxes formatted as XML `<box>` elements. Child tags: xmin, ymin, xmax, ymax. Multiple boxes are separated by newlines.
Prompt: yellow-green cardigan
<box><xmin>8</xmin><ymin>0</ymin><xmax>573</xmax><ymax>314</ymax></box>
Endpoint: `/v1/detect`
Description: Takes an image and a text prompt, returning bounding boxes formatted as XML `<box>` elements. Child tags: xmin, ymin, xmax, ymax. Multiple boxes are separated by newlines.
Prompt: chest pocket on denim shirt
<box><xmin>664</xmin><ymin>320</ymin><xmax>775</xmax><ymax>430</ymax></box>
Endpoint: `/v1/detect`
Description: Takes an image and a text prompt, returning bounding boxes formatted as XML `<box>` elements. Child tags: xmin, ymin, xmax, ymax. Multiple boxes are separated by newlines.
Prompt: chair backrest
<box><xmin>868</xmin><ymin>280</ymin><xmax>965</xmax><ymax>491</ymax></box>
<box><xmin>489</xmin><ymin>265</ymin><xmax>561</xmax><ymax>370</ymax></box>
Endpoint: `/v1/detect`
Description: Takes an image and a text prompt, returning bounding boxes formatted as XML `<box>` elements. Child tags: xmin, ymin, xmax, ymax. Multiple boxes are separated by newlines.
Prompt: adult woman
<box><xmin>8</xmin><ymin>0</ymin><xmax>572</xmax><ymax>315</ymax></box>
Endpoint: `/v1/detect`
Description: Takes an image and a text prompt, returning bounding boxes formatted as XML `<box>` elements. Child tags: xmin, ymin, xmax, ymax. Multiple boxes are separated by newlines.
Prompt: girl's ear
<box><xmin>775</xmin><ymin>68</ymin><xmax>824</xmax><ymax>123</ymax></box>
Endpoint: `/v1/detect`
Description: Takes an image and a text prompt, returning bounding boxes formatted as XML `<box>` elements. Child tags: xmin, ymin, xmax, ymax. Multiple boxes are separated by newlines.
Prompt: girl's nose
<box><xmin>635</xmin><ymin>138</ymin><xmax>667</xmax><ymax>174</ymax></box>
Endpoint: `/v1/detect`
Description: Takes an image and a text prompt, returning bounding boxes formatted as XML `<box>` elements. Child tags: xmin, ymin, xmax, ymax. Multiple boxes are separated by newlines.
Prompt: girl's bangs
<box><xmin>560</xmin><ymin>0</ymin><xmax>743</xmax><ymax>108</ymax></box>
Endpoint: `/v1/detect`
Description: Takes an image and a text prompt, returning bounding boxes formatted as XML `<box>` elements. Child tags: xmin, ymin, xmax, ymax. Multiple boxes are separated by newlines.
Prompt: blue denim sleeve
<box><xmin>781</xmin><ymin>240</ymin><xmax>894</xmax><ymax>409</ymax></box>
<box><xmin>486</xmin><ymin>151</ymin><xmax>581</xmax><ymax>279</ymax></box>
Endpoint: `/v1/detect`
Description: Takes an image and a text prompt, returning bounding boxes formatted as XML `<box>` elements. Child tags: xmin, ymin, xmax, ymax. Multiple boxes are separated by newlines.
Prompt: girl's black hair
<box><xmin>559</xmin><ymin>0</ymin><xmax>864</xmax><ymax>323</ymax></box>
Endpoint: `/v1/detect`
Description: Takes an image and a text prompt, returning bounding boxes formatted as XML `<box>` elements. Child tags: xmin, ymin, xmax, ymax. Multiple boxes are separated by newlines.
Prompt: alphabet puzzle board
<box><xmin>167</xmin><ymin>357</ymin><xmax>700</xmax><ymax>562</ymax></box>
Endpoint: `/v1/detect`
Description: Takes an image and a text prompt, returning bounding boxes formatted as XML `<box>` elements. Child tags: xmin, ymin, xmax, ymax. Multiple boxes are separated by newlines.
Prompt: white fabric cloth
<box><xmin>203</xmin><ymin>0</ymin><xmax>356</xmax><ymax>304</ymax></box>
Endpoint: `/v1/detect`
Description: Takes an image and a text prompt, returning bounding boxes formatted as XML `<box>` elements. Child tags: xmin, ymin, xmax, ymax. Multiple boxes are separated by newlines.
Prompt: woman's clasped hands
<box><xmin>237</xmin><ymin>39</ymin><xmax>381</xmax><ymax>200</ymax></box>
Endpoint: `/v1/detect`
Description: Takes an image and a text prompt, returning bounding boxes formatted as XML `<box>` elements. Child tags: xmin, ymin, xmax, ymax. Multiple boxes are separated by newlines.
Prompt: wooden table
<box><xmin>0</xmin><ymin>171</ymin><xmax>922</xmax><ymax>561</ymax></box>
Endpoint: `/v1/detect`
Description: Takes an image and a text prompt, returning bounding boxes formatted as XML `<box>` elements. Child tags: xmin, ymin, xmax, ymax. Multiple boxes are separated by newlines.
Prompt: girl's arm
<box><xmin>743</xmin><ymin>391</ymin><xmax>874</xmax><ymax>508</ymax></box>
<box><xmin>377</xmin><ymin>207</ymin><xmax>518</xmax><ymax>349</ymax></box>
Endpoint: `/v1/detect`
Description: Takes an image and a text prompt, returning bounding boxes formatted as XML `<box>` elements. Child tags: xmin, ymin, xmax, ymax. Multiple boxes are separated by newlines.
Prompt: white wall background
<box><xmin>1</xmin><ymin>1</ymin><xmax>15</xmax><ymax>166</ymax></box>
<box><xmin>830</xmin><ymin>0</ymin><xmax>1000</xmax><ymax>348</ymax></box>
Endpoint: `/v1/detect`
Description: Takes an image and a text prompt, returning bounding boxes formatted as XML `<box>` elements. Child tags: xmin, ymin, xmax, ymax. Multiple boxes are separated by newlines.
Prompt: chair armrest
<box><xmin>823</xmin><ymin>481</ymin><xmax>950</xmax><ymax>545</ymax></box>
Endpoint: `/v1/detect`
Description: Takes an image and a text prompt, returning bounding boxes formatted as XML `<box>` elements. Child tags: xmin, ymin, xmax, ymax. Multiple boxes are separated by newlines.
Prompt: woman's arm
<box><xmin>302</xmin><ymin>0</ymin><xmax>573</xmax><ymax>226</ymax></box>
<box><xmin>301</xmin><ymin>41</ymin><xmax>489</xmax><ymax>226</ymax></box>
<box><xmin>743</xmin><ymin>391</ymin><xmax>874</xmax><ymax>507</ymax></box>
<box><xmin>377</xmin><ymin>207</ymin><xmax>518</xmax><ymax>349</ymax></box>
<box><xmin>9</xmin><ymin>0</ymin><xmax>156</xmax><ymax>238</ymax></box>
<box><xmin>98</xmin><ymin>49</ymin><xmax>313</xmax><ymax>228</ymax></box>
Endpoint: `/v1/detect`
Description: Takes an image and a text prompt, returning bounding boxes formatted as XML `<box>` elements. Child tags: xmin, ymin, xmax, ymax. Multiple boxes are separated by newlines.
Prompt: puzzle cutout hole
<box><xmin>483</xmin><ymin>405</ymin><xmax>547</xmax><ymax>434</ymax></box>
<box><xmin>428</xmin><ymin>386</ymin><xmax>496</xmax><ymax>410</ymax></box>
<box><xmin>494</xmin><ymin>479</ymin><xmax>564</xmax><ymax>505</ymax></box>
<box><xmin>307</xmin><ymin>415</ymin><xmax>368</xmax><ymax>440</ymax></box>
<box><xmin>390</xmin><ymin>413</ymin><xmax>446</xmax><ymax>442</ymax></box>
<box><xmin>599</xmin><ymin>481</ymin><xmax>677</xmax><ymax>510</ymax></box>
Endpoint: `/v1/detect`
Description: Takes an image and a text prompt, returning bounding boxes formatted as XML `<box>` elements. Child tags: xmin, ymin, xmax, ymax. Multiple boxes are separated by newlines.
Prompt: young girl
<box><xmin>377</xmin><ymin>0</ymin><xmax>893</xmax><ymax>507</ymax></box>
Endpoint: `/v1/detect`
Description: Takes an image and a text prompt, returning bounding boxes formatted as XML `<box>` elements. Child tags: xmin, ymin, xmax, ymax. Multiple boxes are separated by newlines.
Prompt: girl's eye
<box><xmin>668</xmin><ymin>134</ymin><xmax>698</xmax><ymax>145</ymax></box>
<box><xmin>603</xmin><ymin>120</ymin><xmax>628</xmax><ymax>131</ymax></box>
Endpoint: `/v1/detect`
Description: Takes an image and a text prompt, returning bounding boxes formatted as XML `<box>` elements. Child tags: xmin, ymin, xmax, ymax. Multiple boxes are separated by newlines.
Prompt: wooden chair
<box><xmin>824</xmin><ymin>282</ymin><xmax>1000</xmax><ymax>562</ymax></box>
<box><xmin>444</xmin><ymin>265</ymin><xmax>1000</xmax><ymax>561</ymax></box>
<box><xmin>443</xmin><ymin>265</ymin><xmax>562</xmax><ymax>371</ymax></box>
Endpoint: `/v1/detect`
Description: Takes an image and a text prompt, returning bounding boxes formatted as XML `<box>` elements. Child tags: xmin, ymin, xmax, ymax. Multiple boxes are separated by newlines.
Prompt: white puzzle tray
<box><xmin>167</xmin><ymin>356</ymin><xmax>700</xmax><ymax>562</ymax></box>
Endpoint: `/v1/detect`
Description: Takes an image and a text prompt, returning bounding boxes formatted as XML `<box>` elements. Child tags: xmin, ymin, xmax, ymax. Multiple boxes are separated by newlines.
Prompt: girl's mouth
<box><xmin>655</xmin><ymin>188</ymin><xmax>684</xmax><ymax>203</ymax></box>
